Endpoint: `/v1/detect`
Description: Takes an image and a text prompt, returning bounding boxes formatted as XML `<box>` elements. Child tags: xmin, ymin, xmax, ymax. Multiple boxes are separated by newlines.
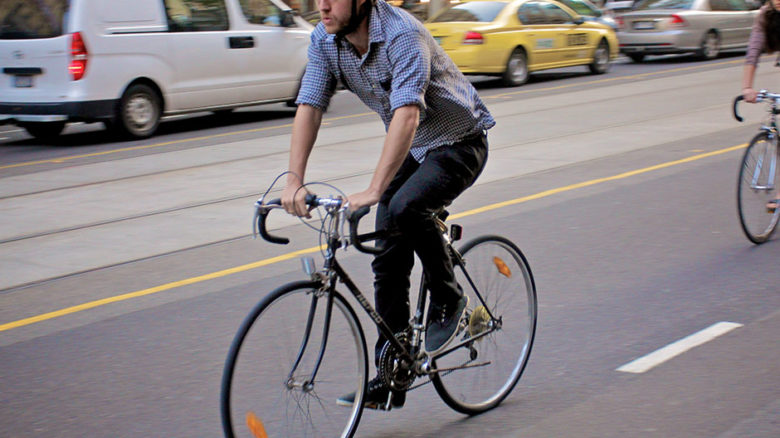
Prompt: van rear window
<box><xmin>0</xmin><ymin>0</ymin><xmax>69</xmax><ymax>39</ymax></box>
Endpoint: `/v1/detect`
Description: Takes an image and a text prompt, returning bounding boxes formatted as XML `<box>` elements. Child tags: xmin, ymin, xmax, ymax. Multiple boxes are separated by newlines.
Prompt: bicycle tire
<box><xmin>221</xmin><ymin>280</ymin><xmax>368</xmax><ymax>438</ymax></box>
<box><xmin>431</xmin><ymin>235</ymin><xmax>537</xmax><ymax>415</ymax></box>
<box><xmin>737</xmin><ymin>132</ymin><xmax>780</xmax><ymax>244</ymax></box>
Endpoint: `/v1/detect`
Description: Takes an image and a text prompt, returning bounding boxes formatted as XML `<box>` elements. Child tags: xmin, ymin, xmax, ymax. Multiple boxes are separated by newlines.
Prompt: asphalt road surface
<box><xmin>1</xmin><ymin>53</ymin><xmax>778</xmax><ymax>437</ymax></box>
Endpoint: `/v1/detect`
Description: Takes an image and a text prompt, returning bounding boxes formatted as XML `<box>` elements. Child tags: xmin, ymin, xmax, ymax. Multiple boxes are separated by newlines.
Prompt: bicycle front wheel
<box><xmin>737</xmin><ymin>132</ymin><xmax>780</xmax><ymax>244</ymax></box>
<box><xmin>221</xmin><ymin>280</ymin><xmax>368</xmax><ymax>438</ymax></box>
<box><xmin>432</xmin><ymin>235</ymin><xmax>537</xmax><ymax>414</ymax></box>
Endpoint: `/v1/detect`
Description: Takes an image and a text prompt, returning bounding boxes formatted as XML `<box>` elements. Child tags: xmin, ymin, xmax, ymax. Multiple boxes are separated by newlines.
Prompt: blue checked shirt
<box><xmin>296</xmin><ymin>0</ymin><xmax>495</xmax><ymax>162</ymax></box>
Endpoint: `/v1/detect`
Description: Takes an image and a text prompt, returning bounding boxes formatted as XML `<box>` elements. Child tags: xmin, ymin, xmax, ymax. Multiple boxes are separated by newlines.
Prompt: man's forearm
<box><xmin>368</xmin><ymin>105</ymin><xmax>419</xmax><ymax>195</ymax></box>
<box><xmin>742</xmin><ymin>64</ymin><xmax>757</xmax><ymax>90</ymax></box>
<box><xmin>287</xmin><ymin>104</ymin><xmax>323</xmax><ymax>186</ymax></box>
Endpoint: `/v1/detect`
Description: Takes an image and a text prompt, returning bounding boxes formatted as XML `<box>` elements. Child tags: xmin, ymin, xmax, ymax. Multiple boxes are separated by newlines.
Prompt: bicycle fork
<box><xmin>751</xmin><ymin>132</ymin><xmax>778</xmax><ymax>191</ymax></box>
<box><xmin>285</xmin><ymin>281</ymin><xmax>335</xmax><ymax>393</ymax></box>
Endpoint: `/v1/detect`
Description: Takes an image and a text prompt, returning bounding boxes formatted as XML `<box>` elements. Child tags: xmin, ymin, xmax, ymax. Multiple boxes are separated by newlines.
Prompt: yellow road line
<box><xmin>0</xmin><ymin>143</ymin><xmax>747</xmax><ymax>333</ymax></box>
<box><xmin>0</xmin><ymin>246</ymin><xmax>325</xmax><ymax>332</ymax></box>
<box><xmin>451</xmin><ymin>143</ymin><xmax>747</xmax><ymax>219</ymax></box>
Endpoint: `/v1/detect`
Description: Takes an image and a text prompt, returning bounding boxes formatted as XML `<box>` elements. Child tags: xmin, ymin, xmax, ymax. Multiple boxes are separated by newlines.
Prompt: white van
<box><xmin>0</xmin><ymin>0</ymin><xmax>312</xmax><ymax>140</ymax></box>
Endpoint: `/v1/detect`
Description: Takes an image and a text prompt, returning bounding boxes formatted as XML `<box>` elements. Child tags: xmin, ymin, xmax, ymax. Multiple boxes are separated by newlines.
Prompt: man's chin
<box><xmin>323</xmin><ymin>23</ymin><xmax>340</xmax><ymax>34</ymax></box>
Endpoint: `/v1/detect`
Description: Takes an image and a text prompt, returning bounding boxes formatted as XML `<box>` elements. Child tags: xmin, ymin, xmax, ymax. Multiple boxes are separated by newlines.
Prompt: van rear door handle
<box><xmin>229</xmin><ymin>36</ymin><xmax>255</xmax><ymax>49</ymax></box>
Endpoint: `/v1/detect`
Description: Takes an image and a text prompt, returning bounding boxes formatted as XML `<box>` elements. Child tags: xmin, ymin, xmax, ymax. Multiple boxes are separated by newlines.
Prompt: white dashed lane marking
<box><xmin>616</xmin><ymin>322</ymin><xmax>744</xmax><ymax>374</ymax></box>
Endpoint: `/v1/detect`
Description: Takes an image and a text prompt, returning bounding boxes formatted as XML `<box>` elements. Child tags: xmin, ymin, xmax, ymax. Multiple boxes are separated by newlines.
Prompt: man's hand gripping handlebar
<box><xmin>253</xmin><ymin>195</ymin><xmax>386</xmax><ymax>254</ymax></box>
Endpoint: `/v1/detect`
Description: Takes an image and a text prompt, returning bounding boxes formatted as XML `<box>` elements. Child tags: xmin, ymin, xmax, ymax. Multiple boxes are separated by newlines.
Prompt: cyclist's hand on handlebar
<box><xmin>347</xmin><ymin>189</ymin><xmax>381</xmax><ymax>211</ymax></box>
<box><xmin>281</xmin><ymin>184</ymin><xmax>312</xmax><ymax>218</ymax></box>
<box><xmin>743</xmin><ymin>87</ymin><xmax>758</xmax><ymax>103</ymax></box>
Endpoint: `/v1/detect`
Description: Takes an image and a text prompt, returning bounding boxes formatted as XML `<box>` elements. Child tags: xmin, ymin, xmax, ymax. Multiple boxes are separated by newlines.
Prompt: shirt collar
<box><xmin>367</xmin><ymin>3</ymin><xmax>384</xmax><ymax>46</ymax></box>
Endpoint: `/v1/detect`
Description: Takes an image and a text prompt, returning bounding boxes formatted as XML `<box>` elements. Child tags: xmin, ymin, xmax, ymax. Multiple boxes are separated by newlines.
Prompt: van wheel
<box><xmin>588</xmin><ymin>40</ymin><xmax>610</xmax><ymax>74</ymax></box>
<box><xmin>502</xmin><ymin>48</ymin><xmax>528</xmax><ymax>87</ymax></box>
<box><xmin>628</xmin><ymin>53</ymin><xmax>645</xmax><ymax>63</ymax></box>
<box><xmin>22</xmin><ymin>121</ymin><xmax>66</xmax><ymax>140</ymax></box>
<box><xmin>117</xmin><ymin>84</ymin><xmax>161</xmax><ymax>138</ymax></box>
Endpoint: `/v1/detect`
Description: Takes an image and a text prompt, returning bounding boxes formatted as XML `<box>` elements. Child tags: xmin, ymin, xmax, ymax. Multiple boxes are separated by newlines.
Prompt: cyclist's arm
<box><xmin>348</xmin><ymin>104</ymin><xmax>419</xmax><ymax>209</ymax></box>
<box><xmin>742</xmin><ymin>64</ymin><xmax>758</xmax><ymax>103</ymax></box>
<box><xmin>283</xmin><ymin>104</ymin><xmax>323</xmax><ymax>217</ymax></box>
<box><xmin>743</xmin><ymin>5</ymin><xmax>768</xmax><ymax>103</ymax></box>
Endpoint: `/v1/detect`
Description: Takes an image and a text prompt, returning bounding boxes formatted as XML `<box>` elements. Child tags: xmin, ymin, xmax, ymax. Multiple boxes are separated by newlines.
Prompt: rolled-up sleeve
<box><xmin>386</xmin><ymin>30</ymin><xmax>430</xmax><ymax>117</ymax></box>
<box><xmin>296</xmin><ymin>31</ymin><xmax>337</xmax><ymax>110</ymax></box>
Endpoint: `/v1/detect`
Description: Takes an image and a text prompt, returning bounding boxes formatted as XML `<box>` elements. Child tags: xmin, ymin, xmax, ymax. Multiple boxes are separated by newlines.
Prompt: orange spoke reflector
<box><xmin>493</xmin><ymin>257</ymin><xmax>512</xmax><ymax>278</ymax></box>
<box><xmin>246</xmin><ymin>411</ymin><xmax>269</xmax><ymax>438</ymax></box>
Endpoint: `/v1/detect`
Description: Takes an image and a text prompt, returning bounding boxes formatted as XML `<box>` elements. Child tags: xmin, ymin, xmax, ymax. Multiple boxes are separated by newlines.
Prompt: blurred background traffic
<box><xmin>0</xmin><ymin>0</ymin><xmax>766</xmax><ymax>141</ymax></box>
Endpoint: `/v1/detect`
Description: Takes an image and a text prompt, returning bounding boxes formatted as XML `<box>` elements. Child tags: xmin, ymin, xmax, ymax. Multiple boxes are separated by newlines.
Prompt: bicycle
<box><xmin>734</xmin><ymin>90</ymin><xmax>780</xmax><ymax>244</ymax></box>
<box><xmin>220</xmin><ymin>184</ymin><xmax>537</xmax><ymax>438</ymax></box>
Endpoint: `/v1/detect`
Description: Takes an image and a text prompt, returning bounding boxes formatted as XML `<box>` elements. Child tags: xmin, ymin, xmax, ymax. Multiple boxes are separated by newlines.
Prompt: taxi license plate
<box><xmin>633</xmin><ymin>21</ymin><xmax>655</xmax><ymax>30</ymax></box>
<box><xmin>14</xmin><ymin>75</ymin><xmax>33</xmax><ymax>88</ymax></box>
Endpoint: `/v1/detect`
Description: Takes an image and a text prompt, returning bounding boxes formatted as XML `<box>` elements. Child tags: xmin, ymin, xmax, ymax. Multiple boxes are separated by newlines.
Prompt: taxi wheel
<box><xmin>588</xmin><ymin>40</ymin><xmax>610</xmax><ymax>75</ymax></box>
<box><xmin>116</xmin><ymin>83</ymin><xmax>162</xmax><ymax>139</ymax></box>
<box><xmin>502</xmin><ymin>48</ymin><xmax>528</xmax><ymax>87</ymax></box>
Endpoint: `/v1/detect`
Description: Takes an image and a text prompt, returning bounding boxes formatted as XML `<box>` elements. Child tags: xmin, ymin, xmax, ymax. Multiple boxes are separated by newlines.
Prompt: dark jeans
<box><xmin>371</xmin><ymin>132</ymin><xmax>488</xmax><ymax>362</ymax></box>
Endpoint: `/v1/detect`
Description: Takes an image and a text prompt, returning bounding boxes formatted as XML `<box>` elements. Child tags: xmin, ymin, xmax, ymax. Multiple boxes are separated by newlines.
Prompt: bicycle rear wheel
<box><xmin>221</xmin><ymin>280</ymin><xmax>368</xmax><ymax>438</ymax></box>
<box><xmin>432</xmin><ymin>235</ymin><xmax>537</xmax><ymax>414</ymax></box>
<box><xmin>737</xmin><ymin>132</ymin><xmax>780</xmax><ymax>244</ymax></box>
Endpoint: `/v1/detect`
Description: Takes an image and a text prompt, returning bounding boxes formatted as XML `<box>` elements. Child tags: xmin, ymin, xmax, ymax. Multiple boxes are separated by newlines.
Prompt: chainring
<box><xmin>377</xmin><ymin>330</ymin><xmax>415</xmax><ymax>392</ymax></box>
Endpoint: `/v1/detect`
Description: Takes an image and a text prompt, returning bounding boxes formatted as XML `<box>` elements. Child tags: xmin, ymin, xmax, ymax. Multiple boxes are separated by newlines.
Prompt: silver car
<box><xmin>616</xmin><ymin>0</ymin><xmax>760</xmax><ymax>62</ymax></box>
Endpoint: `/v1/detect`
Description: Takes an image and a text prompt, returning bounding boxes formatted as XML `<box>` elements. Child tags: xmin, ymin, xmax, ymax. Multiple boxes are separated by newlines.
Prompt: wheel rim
<box><xmin>703</xmin><ymin>34</ymin><xmax>719</xmax><ymax>58</ymax></box>
<box><xmin>595</xmin><ymin>44</ymin><xmax>608</xmax><ymax>70</ymax></box>
<box><xmin>433</xmin><ymin>237</ymin><xmax>536</xmax><ymax>411</ymax></box>
<box><xmin>125</xmin><ymin>93</ymin><xmax>157</xmax><ymax>131</ymax></box>
<box><xmin>508</xmin><ymin>52</ymin><xmax>527</xmax><ymax>83</ymax></box>
<box><xmin>223</xmin><ymin>287</ymin><xmax>366</xmax><ymax>438</ymax></box>
<box><xmin>738</xmin><ymin>135</ymin><xmax>780</xmax><ymax>243</ymax></box>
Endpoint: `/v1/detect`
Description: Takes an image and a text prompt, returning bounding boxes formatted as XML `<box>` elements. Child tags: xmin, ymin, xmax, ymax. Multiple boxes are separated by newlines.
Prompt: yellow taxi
<box><xmin>424</xmin><ymin>0</ymin><xmax>619</xmax><ymax>86</ymax></box>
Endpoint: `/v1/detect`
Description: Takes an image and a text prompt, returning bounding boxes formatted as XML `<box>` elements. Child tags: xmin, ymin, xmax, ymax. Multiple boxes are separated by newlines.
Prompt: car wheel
<box><xmin>697</xmin><ymin>31</ymin><xmax>720</xmax><ymax>60</ymax></box>
<box><xmin>589</xmin><ymin>39</ymin><xmax>610</xmax><ymax>74</ymax></box>
<box><xmin>502</xmin><ymin>48</ymin><xmax>529</xmax><ymax>87</ymax></box>
<box><xmin>116</xmin><ymin>83</ymin><xmax>161</xmax><ymax>139</ymax></box>
<box><xmin>628</xmin><ymin>53</ymin><xmax>645</xmax><ymax>63</ymax></box>
<box><xmin>21</xmin><ymin>121</ymin><xmax>66</xmax><ymax>140</ymax></box>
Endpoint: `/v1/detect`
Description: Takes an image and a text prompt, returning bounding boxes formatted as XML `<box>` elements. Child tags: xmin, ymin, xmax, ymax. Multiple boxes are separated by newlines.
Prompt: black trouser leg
<box><xmin>371</xmin><ymin>135</ymin><xmax>488</xmax><ymax>364</ymax></box>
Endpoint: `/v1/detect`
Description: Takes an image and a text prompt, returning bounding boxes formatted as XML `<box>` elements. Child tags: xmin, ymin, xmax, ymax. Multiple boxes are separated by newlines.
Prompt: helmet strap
<box><xmin>336</xmin><ymin>0</ymin><xmax>372</xmax><ymax>38</ymax></box>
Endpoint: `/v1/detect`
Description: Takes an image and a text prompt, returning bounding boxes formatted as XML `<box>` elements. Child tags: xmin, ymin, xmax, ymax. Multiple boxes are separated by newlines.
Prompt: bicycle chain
<box><xmin>406</xmin><ymin>359</ymin><xmax>475</xmax><ymax>392</ymax></box>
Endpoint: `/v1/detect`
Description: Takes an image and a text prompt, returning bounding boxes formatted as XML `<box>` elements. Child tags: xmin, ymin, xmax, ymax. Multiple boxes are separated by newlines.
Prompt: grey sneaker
<box><xmin>336</xmin><ymin>376</ymin><xmax>405</xmax><ymax>410</ymax></box>
<box><xmin>425</xmin><ymin>295</ymin><xmax>468</xmax><ymax>354</ymax></box>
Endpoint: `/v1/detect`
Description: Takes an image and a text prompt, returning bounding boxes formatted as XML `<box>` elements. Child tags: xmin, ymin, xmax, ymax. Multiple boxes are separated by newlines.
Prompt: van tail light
<box><xmin>69</xmin><ymin>32</ymin><xmax>88</xmax><ymax>80</ymax></box>
<box><xmin>669</xmin><ymin>14</ymin><xmax>687</xmax><ymax>27</ymax></box>
<box><xmin>616</xmin><ymin>16</ymin><xmax>624</xmax><ymax>30</ymax></box>
<box><xmin>462</xmin><ymin>31</ymin><xmax>484</xmax><ymax>45</ymax></box>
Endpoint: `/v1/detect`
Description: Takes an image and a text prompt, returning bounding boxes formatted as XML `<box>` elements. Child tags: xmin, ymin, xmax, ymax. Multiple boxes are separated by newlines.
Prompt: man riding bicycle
<box><xmin>281</xmin><ymin>0</ymin><xmax>495</xmax><ymax>409</ymax></box>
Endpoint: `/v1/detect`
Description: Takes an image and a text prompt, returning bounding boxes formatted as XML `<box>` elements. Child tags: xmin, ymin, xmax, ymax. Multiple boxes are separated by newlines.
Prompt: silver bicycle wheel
<box><xmin>737</xmin><ymin>132</ymin><xmax>780</xmax><ymax>244</ymax></box>
<box><xmin>221</xmin><ymin>281</ymin><xmax>368</xmax><ymax>438</ymax></box>
<box><xmin>432</xmin><ymin>235</ymin><xmax>537</xmax><ymax>414</ymax></box>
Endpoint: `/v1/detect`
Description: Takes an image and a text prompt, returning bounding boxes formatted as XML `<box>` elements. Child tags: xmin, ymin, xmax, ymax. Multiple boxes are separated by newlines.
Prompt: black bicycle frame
<box><xmin>293</xmin><ymin>226</ymin><xmax>502</xmax><ymax>385</ymax></box>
